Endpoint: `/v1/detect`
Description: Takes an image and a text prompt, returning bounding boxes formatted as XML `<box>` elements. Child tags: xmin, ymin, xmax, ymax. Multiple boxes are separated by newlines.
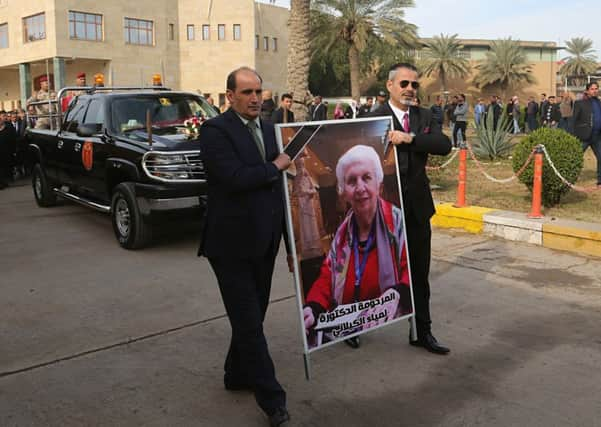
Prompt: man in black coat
<box><xmin>572</xmin><ymin>82</ymin><xmax>601</xmax><ymax>187</ymax></box>
<box><xmin>271</xmin><ymin>93</ymin><xmax>294</xmax><ymax>124</ymax></box>
<box><xmin>0</xmin><ymin>112</ymin><xmax>17</xmax><ymax>189</ymax></box>
<box><xmin>542</xmin><ymin>96</ymin><xmax>561</xmax><ymax>128</ymax></box>
<box><xmin>309</xmin><ymin>95</ymin><xmax>327</xmax><ymax>121</ymax></box>
<box><xmin>198</xmin><ymin>67</ymin><xmax>292</xmax><ymax>427</ymax></box>
<box><xmin>485</xmin><ymin>95</ymin><xmax>502</xmax><ymax>130</ymax></box>
<box><xmin>10</xmin><ymin>110</ymin><xmax>27</xmax><ymax>176</ymax></box>
<box><xmin>370</xmin><ymin>63</ymin><xmax>452</xmax><ymax>355</ymax></box>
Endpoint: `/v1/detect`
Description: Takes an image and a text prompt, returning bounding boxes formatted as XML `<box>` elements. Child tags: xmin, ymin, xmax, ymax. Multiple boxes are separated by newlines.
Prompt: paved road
<box><xmin>1</xmin><ymin>182</ymin><xmax>601</xmax><ymax>427</ymax></box>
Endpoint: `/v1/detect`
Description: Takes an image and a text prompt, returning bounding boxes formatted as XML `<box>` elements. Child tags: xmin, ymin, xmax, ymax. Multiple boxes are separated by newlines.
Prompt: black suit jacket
<box><xmin>370</xmin><ymin>103</ymin><xmax>452</xmax><ymax>224</ymax></box>
<box><xmin>198</xmin><ymin>110</ymin><xmax>286</xmax><ymax>258</ymax></box>
<box><xmin>572</xmin><ymin>98</ymin><xmax>594</xmax><ymax>141</ymax></box>
<box><xmin>271</xmin><ymin>107</ymin><xmax>294</xmax><ymax>124</ymax></box>
<box><xmin>309</xmin><ymin>103</ymin><xmax>327</xmax><ymax>121</ymax></box>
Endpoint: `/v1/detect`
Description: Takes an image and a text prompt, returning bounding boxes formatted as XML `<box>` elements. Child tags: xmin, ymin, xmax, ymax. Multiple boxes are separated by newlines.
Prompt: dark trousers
<box><xmin>526</xmin><ymin>115</ymin><xmax>538</xmax><ymax>133</ymax></box>
<box><xmin>452</xmin><ymin>121</ymin><xmax>467</xmax><ymax>146</ymax></box>
<box><xmin>208</xmin><ymin>245</ymin><xmax>285</xmax><ymax>415</ymax></box>
<box><xmin>405</xmin><ymin>217</ymin><xmax>432</xmax><ymax>335</ymax></box>
<box><xmin>0</xmin><ymin>166</ymin><xmax>9</xmax><ymax>187</ymax></box>
<box><xmin>582</xmin><ymin>132</ymin><xmax>601</xmax><ymax>184</ymax></box>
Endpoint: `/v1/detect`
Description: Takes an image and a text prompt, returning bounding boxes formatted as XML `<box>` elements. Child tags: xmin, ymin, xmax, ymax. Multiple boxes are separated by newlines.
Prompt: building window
<box><xmin>124</xmin><ymin>17</ymin><xmax>153</xmax><ymax>46</ymax></box>
<box><xmin>255</xmin><ymin>34</ymin><xmax>259</xmax><ymax>50</ymax></box>
<box><xmin>272</xmin><ymin>37</ymin><xmax>277</xmax><ymax>52</ymax></box>
<box><xmin>187</xmin><ymin>24</ymin><xmax>194</xmax><ymax>40</ymax></box>
<box><xmin>168</xmin><ymin>23</ymin><xmax>174</xmax><ymax>41</ymax></box>
<box><xmin>202</xmin><ymin>24</ymin><xmax>210</xmax><ymax>40</ymax></box>
<box><xmin>457</xmin><ymin>50</ymin><xmax>471</xmax><ymax>59</ymax></box>
<box><xmin>263</xmin><ymin>36</ymin><xmax>269</xmax><ymax>51</ymax></box>
<box><xmin>233</xmin><ymin>24</ymin><xmax>241</xmax><ymax>41</ymax></box>
<box><xmin>0</xmin><ymin>23</ymin><xmax>7</xmax><ymax>49</ymax></box>
<box><xmin>218</xmin><ymin>24</ymin><xmax>225</xmax><ymax>40</ymax></box>
<box><xmin>68</xmin><ymin>11</ymin><xmax>102</xmax><ymax>41</ymax></box>
<box><xmin>23</xmin><ymin>13</ymin><xmax>46</xmax><ymax>42</ymax></box>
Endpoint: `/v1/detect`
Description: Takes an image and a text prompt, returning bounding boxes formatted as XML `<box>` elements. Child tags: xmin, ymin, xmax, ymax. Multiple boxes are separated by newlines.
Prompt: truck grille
<box><xmin>142</xmin><ymin>151</ymin><xmax>206</xmax><ymax>183</ymax></box>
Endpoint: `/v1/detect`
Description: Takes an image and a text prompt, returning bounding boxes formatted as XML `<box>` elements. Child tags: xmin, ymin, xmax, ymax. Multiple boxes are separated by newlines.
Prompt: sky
<box><xmin>257</xmin><ymin>0</ymin><xmax>601</xmax><ymax>60</ymax></box>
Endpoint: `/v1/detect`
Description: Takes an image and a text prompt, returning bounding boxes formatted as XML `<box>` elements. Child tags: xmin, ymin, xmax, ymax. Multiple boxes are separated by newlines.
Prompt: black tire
<box><xmin>111</xmin><ymin>182</ymin><xmax>152</xmax><ymax>249</ymax></box>
<box><xmin>32</xmin><ymin>164</ymin><xmax>57</xmax><ymax>207</ymax></box>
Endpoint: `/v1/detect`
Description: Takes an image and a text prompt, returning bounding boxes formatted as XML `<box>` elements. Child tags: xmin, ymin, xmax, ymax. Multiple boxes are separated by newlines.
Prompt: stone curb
<box><xmin>431</xmin><ymin>202</ymin><xmax>601</xmax><ymax>258</ymax></box>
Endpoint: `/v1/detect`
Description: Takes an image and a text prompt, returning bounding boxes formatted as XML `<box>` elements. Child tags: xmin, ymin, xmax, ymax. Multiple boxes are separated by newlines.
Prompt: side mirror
<box><xmin>76</xmin><ymin>123</ymin><xmax>101</xmax><ymax>137</ymax></box>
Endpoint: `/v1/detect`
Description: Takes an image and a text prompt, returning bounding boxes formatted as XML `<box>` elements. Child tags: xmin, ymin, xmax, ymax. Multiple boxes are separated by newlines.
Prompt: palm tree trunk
<box><xmin>348</xmin><ymin>44</ymin><xmax>361</xmax><ymax>102</ymax></box>
<box><xmin>440</xmin><ymin>69</ymin><xmax>447</xmax><ymax>99</ymax></box>
<box><xmin>286</xmin><ymin>0</ymin><xmax>311</xmax><ymax>122</ymax></box>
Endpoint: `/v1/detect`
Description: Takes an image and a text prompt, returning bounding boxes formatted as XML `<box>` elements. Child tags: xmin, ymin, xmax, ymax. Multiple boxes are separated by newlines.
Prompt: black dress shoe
<box><xmin>344</xmin><ymin>336</ymin><xmax>361</xmax><ymax>349</ymax></box>
<box><xmin>269</xmin><ymin>406</ymin><xmax>290</xmax><ymax>427</ymax></box>
<box><xmin>410</xmin><ymin>332</ymin><xmax>450</xmax><ymax>355</ymax></box>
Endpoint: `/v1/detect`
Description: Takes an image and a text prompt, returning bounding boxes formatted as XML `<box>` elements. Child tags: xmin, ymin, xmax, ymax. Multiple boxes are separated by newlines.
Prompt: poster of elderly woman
<box><xmin>276</xmin><ymin>117</ymin><xmax>414</xmax><ymax>355</ymax></box>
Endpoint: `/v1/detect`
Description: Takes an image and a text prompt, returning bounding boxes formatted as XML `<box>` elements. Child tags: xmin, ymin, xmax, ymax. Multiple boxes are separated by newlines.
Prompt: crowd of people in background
<box><xmin>257</xmin><ymin>83</ymin><xmax>599</xmax><ymax>187</ymax></box>
<box><xmin>3</xmin><ymin>80</ymin><xmax>599</xmax><ymax>190</ymax></box>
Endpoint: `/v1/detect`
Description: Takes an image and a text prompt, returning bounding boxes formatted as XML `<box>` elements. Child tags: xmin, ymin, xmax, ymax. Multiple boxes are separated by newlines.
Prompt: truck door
<box><xmin>58</xmin><ymin>99</ymin><xmax>89</xmax><ymax>187</ymax></box>
<box><xmin>76</xmin><ymin>98</ymin><xmax>109</xmax><ymax>202</ymax></box>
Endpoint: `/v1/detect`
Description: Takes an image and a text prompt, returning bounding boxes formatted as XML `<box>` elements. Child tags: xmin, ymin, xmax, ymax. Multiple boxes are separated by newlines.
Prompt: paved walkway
<box><xmin>1</xmin><ymin>184</ymin><xmax>601</xmax><ymax>426</ymax></box>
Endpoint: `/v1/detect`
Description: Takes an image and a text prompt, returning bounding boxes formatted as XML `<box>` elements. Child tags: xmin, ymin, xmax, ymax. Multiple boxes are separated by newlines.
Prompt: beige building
<box><xmin>0</xmin><ymin>0</ymin><xmax>289</xmax><ymax>110</ymax></box>
<box><xmin>415</xmin><ymin>39</ymin><xmax>562</xmax><ymax>104</ymax></box>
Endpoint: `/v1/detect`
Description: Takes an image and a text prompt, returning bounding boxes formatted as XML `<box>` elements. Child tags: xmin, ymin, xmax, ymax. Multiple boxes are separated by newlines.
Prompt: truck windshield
<box><xmin>110</xmin><ymin>94</ymin><xmax>217</xmax><ymax>136</ymax></box>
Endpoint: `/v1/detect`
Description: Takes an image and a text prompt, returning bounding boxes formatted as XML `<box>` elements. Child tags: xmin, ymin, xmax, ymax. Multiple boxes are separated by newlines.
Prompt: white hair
<box><xmin>335</xmin><ymin>145</ymin><xmax>384</xmax><ymax>194</ymax></box>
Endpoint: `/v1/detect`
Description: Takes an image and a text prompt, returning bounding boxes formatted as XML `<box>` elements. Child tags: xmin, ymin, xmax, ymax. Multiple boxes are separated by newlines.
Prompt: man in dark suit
<box><xmin>572</xmin><ymin>82</ymin><xmax>601</xmax><ymax>187</ymax></box>
<box><xmin>271</xmin><ymin>93</ymin><xmax>294</xmax><ymax>124</ymax></box>
<box><xmin>370</xmin><ymin>63</ymin><xmax>452</xmax><ymax>355</ymax></box>
<box><xmin>198</xmin><ymin>67</ymin><xmax>292</xmax><ymax>427</ymax></box>
<box><xmin>542</xmin><ymin>96</ymin><xmax>561</xmax><ymax>128</ymax></box>
<box><xmin>485</xmin><ymin>95</ymin><xmax>502</xmax><ymax>130</ymax></box>
<box><xmin>309</xmin><ymin>95</ymin><xmax>327</xmax><ymax>121</ymax></box>
<box><xmin>10</xmin><ymin>110</ymin><xmax>27</xmax><ymax>176</ymax></box>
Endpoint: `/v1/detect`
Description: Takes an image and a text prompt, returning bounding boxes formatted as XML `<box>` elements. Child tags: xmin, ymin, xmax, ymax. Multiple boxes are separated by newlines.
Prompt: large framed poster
<box><xmin>276</xmin><ymin>117</ymin><xmax>416</xmax><ymax>377</ymax></box>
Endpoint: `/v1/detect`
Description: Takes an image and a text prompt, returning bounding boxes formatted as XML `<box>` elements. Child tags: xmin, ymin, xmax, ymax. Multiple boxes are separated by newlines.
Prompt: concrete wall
<box><xmin>54</xmin><ymin>0</ymin><xmax>180</xmax><ymax>88</ymax></box>
<box><xmin>0</xmin><ymin>0</ymin><xmax>58</xmax><ymax>67</ymax></box>
<box><xmin>0</xmin><ymin>68</ymin><xmax>20</xmax><ymax>109</ymax></box>
<box><xmin>254</xmin><ymin>2</ymin><xmax>289</xmax><ymax>100</ymax></box>
<box><xmin>178</xmin><ymin>0</ymin><xmax>256</xmax><ymax>101</ymax></box>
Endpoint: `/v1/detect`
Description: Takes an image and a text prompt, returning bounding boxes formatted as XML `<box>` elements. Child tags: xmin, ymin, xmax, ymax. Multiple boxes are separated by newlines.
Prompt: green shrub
<box><xmin>512</xmin><ymin>127</ymin><xmax>583</xmax><ymax>207</ymax></box>
<box><xmin>472</xmin><ymin>108</ymin><xmax>513</xmax><ymax>160</ymax></box>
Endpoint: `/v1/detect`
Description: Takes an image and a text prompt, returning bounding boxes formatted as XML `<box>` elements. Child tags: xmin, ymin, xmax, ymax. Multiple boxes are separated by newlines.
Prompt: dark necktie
<box><xmin>247</xmin><ymin>121</ymin><xmax>265</xmax><ymax>161</ymax></box>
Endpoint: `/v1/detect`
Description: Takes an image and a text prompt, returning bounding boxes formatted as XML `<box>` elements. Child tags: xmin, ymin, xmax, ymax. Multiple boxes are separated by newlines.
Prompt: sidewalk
<box><xmin>432</xmin><ymin>202</ymin><xmax>601</xmax><ymax>258</ymax></box>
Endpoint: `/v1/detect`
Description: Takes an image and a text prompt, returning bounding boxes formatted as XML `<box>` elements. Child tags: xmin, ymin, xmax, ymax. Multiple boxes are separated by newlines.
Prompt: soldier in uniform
<box><xmin>62</xmin><ymin>72</ymin><xmax>87</xmax><ymax>111</ymax></box>
<box><xmin>27</xmin><ymin>76</ymin><xmax>57</xmax><ymax>129</ymax></box>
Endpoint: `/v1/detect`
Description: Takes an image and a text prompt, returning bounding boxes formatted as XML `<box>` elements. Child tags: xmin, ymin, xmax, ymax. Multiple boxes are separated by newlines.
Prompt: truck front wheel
<box><xmin>32</xmin><ymin>164</ymin><xmax>57</xmax><ymax>207</ymax></box>
<box><xmin>111</xmin><ymin>182</ymin><xmax>152</xmax><ymax>249</ymax></box>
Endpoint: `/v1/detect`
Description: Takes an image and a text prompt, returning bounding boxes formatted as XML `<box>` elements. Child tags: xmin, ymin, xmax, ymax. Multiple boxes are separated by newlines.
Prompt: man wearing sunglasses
<box><xmin>370</xmin><ymin>63</ymin><xmax>452</xmax><ymax>355</ymax></box>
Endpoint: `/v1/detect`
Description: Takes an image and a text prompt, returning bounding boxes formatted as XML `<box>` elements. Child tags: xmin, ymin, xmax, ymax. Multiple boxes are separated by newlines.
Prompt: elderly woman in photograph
<box><xmin>302</xmin><ymin>145</ymin><xmax>411</xmax><ymax>348</ymax></box>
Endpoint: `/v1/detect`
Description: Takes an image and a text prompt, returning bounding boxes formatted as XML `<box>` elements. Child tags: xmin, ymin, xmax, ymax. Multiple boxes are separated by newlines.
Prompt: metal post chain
<box><xmin>539</xmin><ymin>145</ymin><xmax>600</xmax><ymax>193</ymax></box>
<box><xmin>426</xmin><ymin>147</ymin><xmax>461</xmax><ymax>171</ymax></box>
<box><xmin>464</xmin><ymin>140</ymin><xmax>536</xmax><ymax>184</ymax></box>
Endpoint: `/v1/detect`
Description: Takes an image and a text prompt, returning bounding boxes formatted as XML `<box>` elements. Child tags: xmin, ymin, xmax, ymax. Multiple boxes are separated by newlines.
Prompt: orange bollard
<box><xmin>454</xmin><ymin>144</ymin><xmax>467</xmax><ymax>208</ymax></box>
<box><xmin>528</xmin><ymin>146</ymin><xmax>544</xmax><ymax>218</ymax></box>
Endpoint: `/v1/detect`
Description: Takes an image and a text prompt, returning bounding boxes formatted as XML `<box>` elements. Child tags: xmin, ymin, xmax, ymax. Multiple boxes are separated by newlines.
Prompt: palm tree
<box><xmin>473</xmin><ymin>38</ymin><xmax>536</xmax><ymax>99</ymax></box>
<box><xmin>286</xmin><ymin>0</ymin><xmax>311</xmax><ymax>121</ymax></box>
<box><xmin>311</xmin><ymin>0</ymin><xmax>417</xmax><ymax>102</ymax></box>
<box><xmin>560</xmin><ymin>37</ymin><xmax>598</xmax><ymax>86</ymax></box>
<box><xmin>420</xmin><ymin>33</ymin><xmax>470</xmax><ymax>95</ymax></box>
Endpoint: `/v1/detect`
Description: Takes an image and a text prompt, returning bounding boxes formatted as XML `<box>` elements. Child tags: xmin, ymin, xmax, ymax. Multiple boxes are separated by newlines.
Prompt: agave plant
<box><xmin>472</xmin><ymin>107</ymin><xmax>513</xmax><ymax>160</ymax></box>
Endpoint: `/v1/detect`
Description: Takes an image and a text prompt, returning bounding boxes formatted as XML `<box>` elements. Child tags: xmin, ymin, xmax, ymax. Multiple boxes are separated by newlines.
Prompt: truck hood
<box><xmin>125</xmin><ymin>129</ymin><xmax>201</xmax><ymax>151</ymax></box>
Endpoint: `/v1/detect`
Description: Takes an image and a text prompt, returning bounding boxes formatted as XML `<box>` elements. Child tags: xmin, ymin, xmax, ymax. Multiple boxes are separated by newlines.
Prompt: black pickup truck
<box><xmin>27</xmin><ymin>86</ymin><xmax>217</xmax><ymax>249</ymax></box>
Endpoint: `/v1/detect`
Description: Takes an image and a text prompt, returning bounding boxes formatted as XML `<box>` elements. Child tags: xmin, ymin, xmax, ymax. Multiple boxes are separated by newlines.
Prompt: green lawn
<box><xmin>428</xmin><ymin>134</ymin><xmax>601</xmax><ymax>224</ymax></box>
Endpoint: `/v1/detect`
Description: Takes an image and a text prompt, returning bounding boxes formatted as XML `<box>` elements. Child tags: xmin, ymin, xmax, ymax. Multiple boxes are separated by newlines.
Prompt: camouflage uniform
<box><xmin>27</xmin><ymin>89</ymin><xmax>57</xmax><ymax>129</ymax></box>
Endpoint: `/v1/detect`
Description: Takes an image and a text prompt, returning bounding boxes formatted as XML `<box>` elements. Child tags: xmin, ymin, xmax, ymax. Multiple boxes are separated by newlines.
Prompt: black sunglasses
<box><xmin>400</xmin><ymin>80</ymin><xmax>420</xmax><ymax>90</ymax></box>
